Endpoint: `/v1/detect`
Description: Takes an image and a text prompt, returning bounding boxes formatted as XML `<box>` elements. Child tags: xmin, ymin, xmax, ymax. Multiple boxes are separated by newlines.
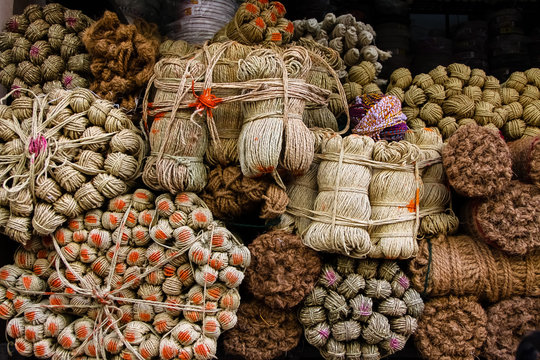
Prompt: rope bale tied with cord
<box><xmin>0</xmin><ymin>88</ymin><xmax>146</xmax><ymax>245</ymax></box>
<box><xmin>2</xmin><ymin>190</ymin><xmax>251</xmax><ymax>360</ymax></box>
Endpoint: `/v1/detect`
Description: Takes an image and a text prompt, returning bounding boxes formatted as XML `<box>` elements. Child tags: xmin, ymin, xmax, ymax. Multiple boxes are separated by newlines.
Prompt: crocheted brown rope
<box><xmin>82</xmin><ymin>11</ymin><xmax>159</xmax><ymax>110</ymax></box>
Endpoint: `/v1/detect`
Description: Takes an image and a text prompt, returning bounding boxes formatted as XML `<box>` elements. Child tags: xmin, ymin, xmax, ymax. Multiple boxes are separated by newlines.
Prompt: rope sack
<box><xmin>299</xmin><ymin>256</ymin><xmax>423</xmax><ymax>360</ymax></box>
<box><xmin>1</xmin><ymin>189</ymin><xmax>251</xmax><ymax>360</ymax></box>
<box><xmin>508</xmin><ymin>135</ymin><xmax>540</xmax><ymax>189</ymax></box>
<box><xmin>408</xmin><ymin>234</ymin><xmax>540</xmax><ymax>302</ymax></box>
<box><xmin>461</xmin><ymin>180</ymin><xmax>540</xmax><ymax>256</ymax></box>
<box><xmin>442</xmin><ymin>123</ymin><xmax>512</xmax><ymax>197</ymax></box>
<box><xmin>222</xmin><ymin>297</ymin><xmax>303</xmax><ymax>360</ymax></box>
<box><xmin>483</xmin><ymin>296</ymin><xmax>540</xmax><ymax>360</ymax></box>
<box><xmin>292</xmin><ymin>13</ymin><xmax>391</xmax><ymax>72</ymax></box>
<box><xmin>0</xmin><ymin>88</ymin><xmax>146</xmax><ymax>245</ymax></box>
<box><xmin>81</xmin><ymin>11</ymin><xmax>160</xmax><ymax>111</ymax></box>
<box><xmin>0</xmin><ymin>3</ymin><xmax>92</xmax><ymax>95</ymax></box>
<box><xmin>414</xmin><ymin>296</ymin><xmax>487</xmax><ymax>360</ymax></box>
<box><xmin>244</xmin><ymin>230</ymin><xmax>321</xmax><ymax>309</ymax></box>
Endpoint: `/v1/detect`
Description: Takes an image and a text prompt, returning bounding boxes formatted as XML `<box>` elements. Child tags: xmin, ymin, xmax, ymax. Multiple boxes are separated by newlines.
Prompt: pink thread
<box><xmin>30</xmin><ymin>46</ymin><xmax>40</xmax><ymax>58</ymax></box>
<box><xmin>389</xmin><ymin>337</ymin><xmax>401</xmax><ymax>350</ymax></box>
<box><xmin>11</xmin><ymin>85</ymin><xmax>21</xmax><ymax>97</ymax></box>
<box><xmin>28</xmin><ymin>135</ymin><xmax>47</xmax><ymax>163</ymax></box>
<box><xmin>63</xmin><ymin>75</ymin><xmax>73</xmax><ymax>87</ymax></box>
<box><xmin>326</xmin><ymin>271</ymin><xmax>337</xmax><ymax>286</ymax></box>
<box><xmin>398</xmin><ymin>276</ymin><xmax>409</xmax><ymax>289</ymax></box>
<box><xmin>66</xmin><ymin>17</ymin><xmax>77</xmax><ymax>27</ymax></box>
<box><xmin>6</xmin><ymin>19</ymin><xmax>18</xmax><ymax>32</ymax></box>
<box><xmin>318</xmin><ymin>329</ymin><xmax>330</xmax><ymax>339</ymax></box>
<box><xmin>359</xmin><ymin>304</ymin><xmax>371</xmax><ymax>316</ymax></box>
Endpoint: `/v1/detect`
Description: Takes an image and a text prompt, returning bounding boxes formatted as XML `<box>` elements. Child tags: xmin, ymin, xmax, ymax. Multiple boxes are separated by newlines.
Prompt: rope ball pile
<box><xmin>299</xmin><ymin>256</ymin><xmax>423</xmax><ymax>360</ymax></box>
<box><xmin>0</xmin><ymin>88</ymin><xmax>145</xmax><ymax>245</ymax></box>
<box><xmin>2</xmin><ymin>190</ymin><xmax>251</xmax><ymax>360</ymax></box>
<box><xmin>0</xmin><ymin>3</ymin><xmax>92</xmax><ymax>95</ymax></box>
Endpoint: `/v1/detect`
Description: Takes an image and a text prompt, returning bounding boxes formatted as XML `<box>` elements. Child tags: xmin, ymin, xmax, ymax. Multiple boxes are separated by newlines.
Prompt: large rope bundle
<box><xmin>2</xmin><ymin>190</ymin><xmax>250</xmax><ymax>360</ymax></box>
<box><xmin>0</xmin><ymin>3</ymin><xmax>92</xmax><ymax>95</ymax></box>
<box><xmin>0</xmin><ymin>88</ymin><xmax>145</xmax><ymax>245</ymax></box>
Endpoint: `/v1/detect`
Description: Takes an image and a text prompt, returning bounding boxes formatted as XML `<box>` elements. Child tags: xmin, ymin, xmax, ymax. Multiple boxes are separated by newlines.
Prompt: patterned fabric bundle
<box><xmin>0</xmin><ymin>88</ymin><xmax>145</xmax><ymax>245</ymax></box>
<box><xmin>0</xmin><ymin>3</ymin><xmax>92</xmax><ymax>95</ymax></box>
<box><xmin>349</xmin><ymin>94</ymin><xmax>408</xmax><ymax>141</ymax></box>
<box><xmin>1</xmin><ymin>189</ymin><xmax>250</xmax><ymax>360</ymax></box>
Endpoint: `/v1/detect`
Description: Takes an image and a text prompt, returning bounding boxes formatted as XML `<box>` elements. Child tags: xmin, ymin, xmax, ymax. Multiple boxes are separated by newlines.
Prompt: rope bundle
<box><xmin>299</xmin><ymin>256</ymin><xmax>423</xmax><ymax>360</ymax></box>
<box><xmin>404</xmin><ymin>128</ymin><xmax>458</xmax><ymax>236</ymax></box>
<box><xmin>0</xmin><ymin>3</ymin><xmax>92</xmax><ymax>95</ymax></box>
<box><xmin>292</xmin><ymin>13</ymin><xmax>391</xmax><ymax>72</ymax></box>
<box><xmin>2</xmin><ymin>189</ymin><xmax>251</xmax><ymax>360</ymax></box>
<box><xmin>81</xmin><ymin>11</ymin><xmax>160</xmax><ymax>111</ymax></box>
<box><xmin>0</xmin><ymin>88</ymin><xmax>145</xmax><ymax>245</ymax></box>
<box><xmin>213</xmin><ymin>1</ymin><xmax>294</xmax><ymax>46</ymax></box>
<box><xmin>408</xmin><ymin>234</ymin><xmax>540</xmax><ymax>302</ymax></box>
<box><xmin>442</xmin><ymin>123</ymin><xmax>512</xmax><ymax>197</ymax></box>
<box><xmin>503</xmin><ymin>68</ymin><xmax>540</xmax><ymax>139</ymax></box>
<box><xmin>508</xmin><ymin>135</ymin><xmax>540</xmax><ymax>188</ymax></box>
<box><xmin>414</xmin><ymin>296</ymin><xmax>487</xmax><ymax>360</ymax></box>
<box><xmin>461</xmin><ymin>180</ymin><xmax>540</xmax><ymax>256</ymax></box>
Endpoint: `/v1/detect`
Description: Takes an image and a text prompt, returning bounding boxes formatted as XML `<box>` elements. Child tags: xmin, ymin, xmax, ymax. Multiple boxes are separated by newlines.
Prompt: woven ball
<box><xmin>442</xmin><ymin>123</ymin><xmax>512</xmax><ymax>197</ymax></box>
<box><xmin>244</xmin><ymin>230</ymin><xmax>321</xmax><ymax>309</ymax></box>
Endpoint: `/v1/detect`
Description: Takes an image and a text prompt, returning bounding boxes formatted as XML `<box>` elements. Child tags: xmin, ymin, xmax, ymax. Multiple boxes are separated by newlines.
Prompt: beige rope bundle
<box><xmin>404</xmin><ymin>128</ymin><xmax>458</xmax><ymax>236</ymax></box>
<box><xmin>299</xmin><ymin>257</ymin><xmax>423</xmax><ymax>360</ymax></box>
<box><xmin>2</xmin><ymin>189</ymin><xmax>251</xmax><ymax>360</ymax></box>
<box><xmin>0</xmin><ymin>88</ymin><xmax>145</xmax><ymax>245</ymax></box>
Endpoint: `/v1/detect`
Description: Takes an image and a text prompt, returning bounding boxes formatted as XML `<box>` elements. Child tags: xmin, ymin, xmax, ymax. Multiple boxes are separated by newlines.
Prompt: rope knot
<box><xmin>188</xmin><ymin>80</ymin><xmax>223</xmax><ymax>119</ymax></box>
<box><xmin>92</xmin><ymin>288</ymin><xmax>113</xmax><ymax>306</ymax></box>
<box><xmin>28</xmin><ymin>134</ymin><xmax>47</xmax><ymax>162</ymax></box>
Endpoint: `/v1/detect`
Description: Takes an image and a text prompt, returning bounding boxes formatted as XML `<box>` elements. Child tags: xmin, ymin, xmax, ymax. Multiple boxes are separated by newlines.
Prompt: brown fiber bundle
<box><xmin>483</xmin><ymin>297</ymin><xmax>540</xmax><ymax>360</ymax></box>
<box><xmin>508</xmin><ymin>135</ymin><xmax>540</xmax><ymax>188</ymax></box>
<box><xmin>244</xmin><ymin>230</ymin><xmax>321</xmax><ymax>309</ymax></box>
<box><xmin>82</xmin><ymin>11</ymin><xmax>160</xmax><ymax>110</ymax></box>
<box><xmin>414</xmin><ymin>296</ymin><xmax>487</xmax><ymax>360</ymax></box>
<box><xmin>222</xmin><ymin>298</ymin><xmax>302</xmax><ymax>360</ymax></box>
<box><xmin>409</xmin><ymin>234</ymin><xmax>540</xmax><ymax>302</ymax></box>
<box><xmin>461</xmin><ymin>180</ymin><xmax>540</xmax><ymax>255</ymax></box>
<box><xmin>442</xmin><ymin>123</ymin><xmax>512</xmax><ymax>197</ymax></box>
<box><xmin>200</xmin><ymin>165</ymin><xmax>288</xmax><ymax>220</ymax></box>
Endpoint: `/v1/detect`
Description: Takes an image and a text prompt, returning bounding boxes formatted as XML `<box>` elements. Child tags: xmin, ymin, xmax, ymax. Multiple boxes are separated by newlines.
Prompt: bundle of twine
<box><xmin>2</xmin><ymin>189</ymin><xmax>251</xmax><ymax>360</ymax></box>
<box><xmin>404</xmin><ymin>128</ymin><xmax>458</xmax><ymax>236</ymax></box>
<box><xmin>0</xmin><ymin>88</ymin><xmax>145</xmax><ymax>245</ymax></box>
<box><xmin>244</xmin><ymin>230</ymin><xmax>321</xmax><ymax>309</ymax></box>
<box><xmin>461</xmin><ymin>180</ymin><xmax>540</xmax><ymax>256</ymax></box>
<box><xmin>408</xmin><ymin>234</ymin><xmax>540</xmax><ymax>302</ymax></box>
<box><xmin>81</xmin><ymin>11</ymin><xmax>160</xmax><ymax>111</ymax></box>
<box><xmin>508</xmin><ymin>135</ymin><xmax>540</xmax><ymax>188</ymax></box>
<box><xmin>414</xmin><ymin>296</ymin><xmax>487</xmax><ymax>360</ymax></box>
<box><xmin>222</xmin><ymin>298</ymin><xmax>303</xmax><ymax>360</ymax></box>
<box><xmin>483</xmin><ymin>296</ymin><xmax>540</xmax><ymax>360</ymax></box>
<box><xmin>200</xmin><ymin>165</ymin><xmax>288</xmax><ymax>220</ymax></box>
<box><xmin>442</xmin><ymin>123</ymin><xmax>512</xmax><ymax>197</ymax></box>
<box><xmin>292</xmin><ymin>13</ymin><xmax>391</xmax><ymax>71</ymax></box>
<box><xmin>0</xmin><ymin>3</ymin><xmax>92</xmax><ymax>95</ymax></box>
<box><xmin>299</xmin><ymin>256</ymin><xmax>423</xmax><ymax>360</ymax></box>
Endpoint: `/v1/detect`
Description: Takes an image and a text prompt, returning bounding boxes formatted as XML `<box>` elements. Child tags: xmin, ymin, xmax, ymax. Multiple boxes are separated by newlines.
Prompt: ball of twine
<box><xmin>484</xmin><ymin>75</ymin><xmax>501</xmax><ymax>90</ymax></box>
<box><xmin>222</xmin><ymin>298</ymin><xmax>302</xmax><ymax>360</ymax></box>
<box><xmin>388</xmin><ymin>68</ymin><xmax>412</xmax><ymax>90</ymax></box>
<box><xmin>447</xmin><ymin>63</ymin><xmax>471</xmax><ymax>84</ymax></box>
<box><xmin>404</xmin><ymin>85</ymin><xmax>426</xmax><ymax>107</ymax></box>
<box><xmin>519</xmin><ymin>85</ymin><xmax>540</xmax><ymax>107</ymax></box>
<box><xmin>483</xmin><ymin>296</ymin><xmax>540</xmax><ymax>360</ymax></box>
<box><xmin>442</xmin><ymin>123</ymin><xmax>512</xmax><ymax>197</ymax></box>
<box><xmin>348</xmin><ymin>61</ymin><xmax>376</xmax><ymax>86</ymax></box>
<box><xmin>504</xmin><ymin>101</ymin><xmax>523</xmax><ymax>121</ymax></box>
<box><xmin>469</xmin><ymin>68</ymin><xmax>486</xmax><ymax>88</ymax></box>
<box><xmin>412</xmin><ymin>73</ymin><xmax>434</xmax><ymax>90</ymax></box>
<box><xmin>408</xmin><ymin>234</ymin><xmax>540</xmax><ymax>302</ymax></box>
<box><xmin>424</xmin><ymin>84</ymin><xmax>445</xmax><ymax>105</ymax></box>
<box><xmin>414</xmin><ymin>296</ymin><xmax>487</xmax><ymax>360</ymax></box>
<box><xmin>442</xmin><ymin>94</ymin><xmax>475</xmax><ymax>119</ymax></box>
<box><xmin>504</xmin><ymin>71</ymin><xmax>528</xmax><ymax>93</ymax></box>
<box><xmin>428</xmin><ymin>65</ymin><xmax>448</xmax><ymax>85</ymax></box>
<box><xmin>503</xmin><ymin>119</ymin><xmax>527</xmax><ymax>140</ymax></box>
<box><xmin>12</xmin><ymin>37</ymin><xmax>31</xmax><ymax>63</ymax></box>
<box><xmin>244</xmin><ymin>230</ymin><xmax>321</xmax><ymax>309</ymax></box>
<box><xmin>523</xmin><ymin>99</ymin><xmax>540</xmax><ymax>127</ymax></box>
<box><xmin>419</xmin><ymin>102</ymin><xmax>443</xmax><ymax>126</ymax></box>
<box><xmin>461</xmin><ymin>180</ymin><xmax>540</xmax><ymax>256</ymax></box>
<box><xmin>463</xmin><ymin>85</ymin><xmax>482</xmax><ymax>103</ymax></box>
<box><xmin>437</xmin><ymin>116</ymin><xmax>459</xmax><ymax>139</ymax></box>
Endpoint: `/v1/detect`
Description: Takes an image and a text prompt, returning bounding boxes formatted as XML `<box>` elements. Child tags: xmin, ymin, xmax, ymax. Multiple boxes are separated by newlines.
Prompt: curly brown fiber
<box><xmin>409</xmin><ymin>234</ymin><xmax>540</xmax><ymax>302</ymax></box>
<box><xmin>508</xmin><ymin>135</ymin><xmax>540</xmax><ymax>188</ymax></box>
<box><xmin>82</xmin><ymin>11</ymin><xmax>159</xmax><ymax>110</ymax></box>
<box><xmin>222</xmin><ymin>298</ymin><xmax>302</xmax><ymax>360</ymax></box>
<box><xmin>245</xmin><ymin>230</ymin><xmax>322</xmax><ymax>309</ymax></box>
<box><xmin>442</xmin><ymin>123</ymin><xmax>512</xmax><ymax>197</ymax></box>
<box><xmin>461</xmin><ymin>180</ymin><xmax>540</xmax><ymax>256</ymax></box>
<box><xmin>414</xmin><ymin>296</ymin><xmax>487</xmax><ymax>360</ymax></box>
<box><xmin>483</xmin><ymin>297</ymin><xmax>540</xmax><ymax>360</ymax></box>
<box><xmin>200</xmin><ymin>165</ymin><xmax>288</xmax><ymax>220</ymax></box>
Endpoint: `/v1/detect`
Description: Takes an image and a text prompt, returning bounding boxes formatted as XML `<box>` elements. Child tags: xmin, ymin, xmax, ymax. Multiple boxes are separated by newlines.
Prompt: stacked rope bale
<box><xmin>299</xmin><ymin>256</ymin><xmax>423</xmax><ymax>360</ymax></box>
<box><xmin>502</xmin><ymin>69</ymin><xmax>540</xmax><ymax>139</ymax></box>
<box><xmin>81</xmin><ymin>11</ymin><xmax>160</xmax><ymax>111</ymax></box>
<box><xmin>0</xmin><ymin>88</ymin><xmax>145</xmax><ymax>245</ymax></box>
<box><xmin>2</xmin><ymin>189</ymin><xmax>251</xmax><ymax>360</ymax></box>
<box><xmin>223</xmin><ymin>230</ymin><xmax>321</xmax><ymax>359</ymax></box>
<box><xmin>0</xmin><ymin>3</ymin><xmax>92</xmax><ymax>95</ymax></box>
<box><xmin>212</xmin><ymin>1</ymin><xmax>294</xmax><ymax>47</ymax></box>
<box><xmin>292</xmin><ymin>13</ymin><xmax>392</xmax><ymax>73</ymax></box>
<box><xmin>404</xmin><ymin>128</ymin><xmax>459</xmax><ymax>236</ymax></box>
<box><xmin>408</xmin><ymin>234</ymin><xmax>540</xmax><ymax>302</ymax></box>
